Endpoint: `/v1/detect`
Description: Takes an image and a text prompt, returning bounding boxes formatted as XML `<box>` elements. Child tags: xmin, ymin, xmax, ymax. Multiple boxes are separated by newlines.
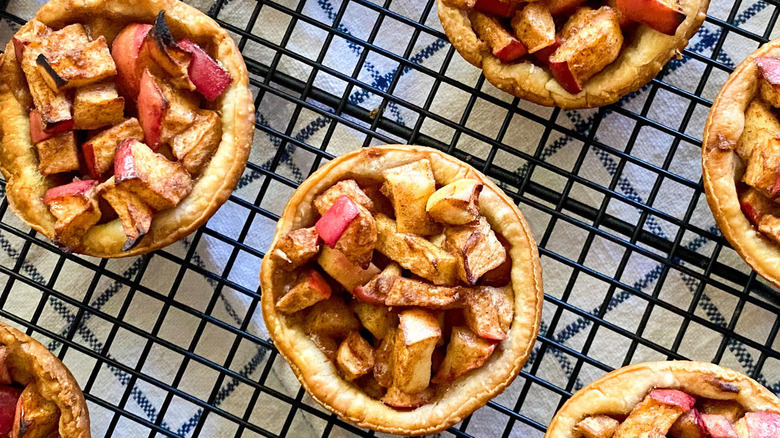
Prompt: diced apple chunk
<box><xmin>39</xmin><ymin>24</ymin><xmax>116</xmax><ymax>89</ymax></box>
<box><xmin>392</xmin><ymin>309</ymin><xmax>441</xmax><ymax>394</ymax></box>
<box><xmin>381</xmin><ymin>159</ymin><xmax>440</xmax><ymax>235</ymax></box>
<box><xmin>137</xmin><ymin>69</ymin><xmax>198</xmax><ymax>150</ymax></box>
<box><xmin>317</xmin><ymin>246</ymin><xmax>380</xmax><ymax>293</ymax></box>
<box><xmin>612</xmin><ymin>390</ymin><xmax>690</xmax><ymax>438</ymax></box>
<box><xmin>28</xmin><ymin>110</ymin><xmax>73</xmax><ymax>144</ymax></box>
<box><xmin>12</xmin><ymin>383</ymin><xmax>59</xmax><ymax>438</ymax></box>
<box><xmin>737</xmin><ymin>99</ymin><xmax>780</xmax><ymax>162</ymax></box>
<box><xmin>21</xmin><ymin>44</ymin><xmax>72</xmax><ymax>128</ymax></box>
<box><xmin>36</xmin><ymin>131</ymin><xmax>79</xmax><ymax>175</ymax></box>
<box><xmin>756</xmin><ymin>58</ymin><xmax>780</xmax><ymax>108</ymax></box>
<box><xmin>140</xmin><ymin>11</ymin><xmax>194</xmax><ymax>91</ymax></box>
<box><xmin>275</xmin><ymin>268</ymin><xmax>332</xmax><ymax>314</ymax></box>
<box><xmin>316</xmin><ymin>194</ymin><xmax>377</xmax><ymax>268</ymax></box>
<box><xmin>271</xmin><ymin>227</ymin><xmax>320</xmax><ymax>270</ymax></box>
<box><xmin>309</xmin><ymin>333</ymin><xmax>339</xmax><ymax>361</ymax></box>
<box><xmin>464</xmin><ymin>286</ymin><xmax>514</xmax><ymax>340</ymax></box>
<box><xmin>615</xmin><ymin>0</ymin><xmax>685</xmax><ymax>35</ymax></box>
<box><xmin>98</xmin><ymin>177</ymin><xmax>153</xmax><ymax>251</ymax></box>
<box><xmin>549</xmin><ymin>7</ymin><xmax>623</xmax><ymax>94</ymax></box>
<box><xmin>511</xmin><ymin>3</ymin><xmax>557</xmax><ymax>55</ymax></box>
<box><xmin>178</xmin><ymin>38</ymin><xmax>234</xmax><ymax>101</ymax></box>
<box><xmin>304</xmin><ymin>296</ymin><xmax>360</xmax><ymax>339</ymax></box>
<box><xmin>12</xmin><ymin>20</ymin><xmax>51</xmax><ymax>67</ymax></box>
<box><xmin>431</xmin><ymin>326</ymin><xmax>496</xmax><ymax>383</ymax></box>
<box><xmin>111</xmin><ymin>23</ymin><xmax>153</xmax><ymax>98</ymax></box>
<box><xmin>699</xmin><ymin>400</ymin><xmax>745</xmax><ymax>423</ymax></box>
<box><xmin>743</xmin><ymin>136</ymin><xmax>780</xmax><ymax>201</ymax></box>
<box><xmin>352</xmin><ymin>262</ymin><xmax>401</xmax><ymax>304</ymax></box>
<box><xmin>425</xmin><ymin>179</ymin><xmax>482</xmax><ymax>225</ymax></box>
<box><xmin>384</xmin><ymin>277</ymin><xmax>466</xmax><ymax>309</ymax></box>
<box><xmin>560</xmin><ymin>7</ymin><xmax>599</xmax><ymax>40</ymax></box>
<box><xmin>445</xmin><ymin>216</ymin><xmax>506</xmax><ymax>285</ymax></box>
<box><xmin>469</xmin><ymin>11</ymin><xmax>528</xmax><ymax>63</ymax></box>
<box><xmin>171</xmin><ymin>110</ymin><xmax>222</xmax><ymax>175</ymax></box>
<box><xmin>700</xmin><ymin>414</ymin><xmax>738</xmax><ymax>438</ymax></box>
<box><xmin>351</xmin><ymin>300</ymin><xmax>397</xmax><ymax>340</ymax></box>
<box><xmin>82</xmin><ymin>118</ymin><xmax>144</xmax><ymax>179</ymax></box>
<box><xmin>114</xmin><ymin>139</ymin><xmax>192</xmax><ymax>210</ymax></box>
<box><xmin>374</xmin><ymin>327</ymin><xmax>395</xmax><ymax>388</ymax></box>
<box><xmin>316</xmin><ymin>195</ymin><xmax>360</xmax><ymax>247</ymax></box>
<box><xmin>480</xmin><ymin>233</ymin><xmax>512</xmax><ymax>287</ymax></box>
<box><xmin>375</xmin><ymin>214</ymin><xmax>458</xmax><ymax>285</ymax></box>
<box><xmin>73</xmin><ymin>82</ymin><xmax>125</xmax><ymax>130</ymax></box>
<box><xmin>315</xmin><ymin>180</ymin><xmax>375</xmax><ymax>214</ymax></box>
<box><xmin>43</xmin><ymin>179</ymin><xmax>102</xmax><ymax>250</ymax></box>
<box><xmin>669</xmin><ymin>408</ymin><xmax>705</xmax><ymax>438</ymax></box>
<box><xmin>573</xmin><ymin>415</ymin><xmax>620</xmax><ymax>438</ymax></box>
<box><xmin>745</xmin><ymin>411</ymin><xmax>780</xmax><ymax>438</ymax></box>
<box><xmin>337</xmin><ymin>332</ymin><xmax>375</xmax><ymax>381</ymax></box>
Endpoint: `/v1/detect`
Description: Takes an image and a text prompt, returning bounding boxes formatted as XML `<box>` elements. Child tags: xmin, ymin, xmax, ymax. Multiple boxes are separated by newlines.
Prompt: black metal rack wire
<box><xmin>1</xmin><ymin>0</ymin><xmax>780</xmax><ymax>436</ymax></box>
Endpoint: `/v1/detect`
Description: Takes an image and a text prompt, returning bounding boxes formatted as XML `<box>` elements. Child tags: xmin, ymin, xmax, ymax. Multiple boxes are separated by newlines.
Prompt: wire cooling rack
<box><xmin>2</xmin><ymin>0</ymin><xmax>780</xmax><ymax>436</ymax></box>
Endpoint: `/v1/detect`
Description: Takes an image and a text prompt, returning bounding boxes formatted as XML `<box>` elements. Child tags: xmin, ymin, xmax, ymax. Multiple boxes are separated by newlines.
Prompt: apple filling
<box><xmin>270</xmin><ymin>159</ymin><xmax>514</xmax><ymax>408</ymax></box>
<box><xmin>447</xmin><ymin>0</ymin><xmax>686</xmax><ymax>94</ymax></box>
<box><xmin>734</xmin><ymin>57</ymin><xmax>780</xmax><ymax>244</ymax></box>
<box><xmin>573</xmin><ymin>387</ymin><xmax>780</xmax><ymax>438</ymax></box>
<box><xmin>13</xmin><ymin>11</ymin><xmax>233</xmax><ymax>251</ymax></box>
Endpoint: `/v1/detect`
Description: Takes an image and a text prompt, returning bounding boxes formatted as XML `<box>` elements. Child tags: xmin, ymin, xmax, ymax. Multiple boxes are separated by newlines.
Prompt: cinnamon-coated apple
<box><xmin>111</xmin><ymin>23</ymin><xmax>152</xmax><ymax>98</ymax></box>
<box><xmin>391</xmin><ymin>308</ymin><xmax>440</xmax><ymax>394</ymax></box>
<box><xmin>35</xmin><ymin>131</ymin><xmax>79</xmax><ymax>176</ymax></box>
<box><xmin>470</xmin><ymin>11</ymin><xmax>527</xmax><ymax>63</ymax></box>
<box><xmin>350</xmin><ymin>300</ymin><xmax>397</xmax><ymax>340</ymax></box>
<box><xmin>73</xmin><ymin>82</ymin><xmax>125</xmax><ymax>130</ymax></box>
<box><xmin>425</xmin><ymin>179</ymin><xmax>482</xmax><ymax>225</ymax></box>
<box><xmin>11</xmin><ymin>383</ymin><xmax>58</xmax><ymax>438</ymax></box>
<box><xmin>98</xmin><ymin>177</ymin><xmax>153</xmax><ymax>251</ymax></box>
<box><xmin>82</xmin><ymin>118</ymin><xmax>144</xmax><ymax>179</ymax></box>
<box><xmin>171</xmin><ymin>109</ymin><xmax>222</xmax><ymax>175</ymax></box>
<box><xmin>274</xmin><ymin>268</ymin><xmax>332</xmax><ymax>314</ymax></box>
<box><xmin>178</xmin><ymin>38</ymin><xmax>233</xmax><ymax>100</ymax></box>
<box><xmin>304</xmin><ymin>296</ymin><xmax>360</xmax><ymax>339</ymax></box>
<box><xmin>43</xmin><ymin>179</ymin><xmax>102</xmax><ymax>250</ymax></box>
<box><xmin>431</xmin><ymin>326</ymin><xmax>496</xmax><ymax>383</ymax></box>
<box><xmin>336</xmin><ymin>332</ymin><xmax>375</xmax><ymax>381</ymax></box>
<box><xmin>511</xmin><ymin>3</ymin><xmax>557</xmax><ymax>54</ymax></box>
<box><xmin>316</xmin><ymin>246</ymin><xmax>380</xmax><ymax>293</ymax></box>
<box><xmin>615</xmin><ymin>0</ymin><xmax>685</xmax><ymax>35</ymax></box>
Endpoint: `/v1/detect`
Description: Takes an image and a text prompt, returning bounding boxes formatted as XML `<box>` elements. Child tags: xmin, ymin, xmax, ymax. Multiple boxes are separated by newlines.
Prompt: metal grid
<box><xmin>0</xmin><ymin>0</ymin><xmax>779</xmax><ymax>436</ymax></box>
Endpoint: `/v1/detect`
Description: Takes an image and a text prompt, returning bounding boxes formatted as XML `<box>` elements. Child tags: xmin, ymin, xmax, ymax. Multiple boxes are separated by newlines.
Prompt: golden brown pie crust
<box><xmin>702</xmin><ymin>39</ymin><xmax>780</xmax><ymax>289</ymax></box>
<box><xmin>260</xmin><ymin>145</ymin><xmax>543</xmax><ymax>435</ymax></box>
<box><xmin>545</xmin><ymin>361</ymin><xmax>780</xmax><ymax>437</ymax></box>
<box><xmin>0</xmin><ymin>322</ymin><xmax>90</xmax><ymax>437</ymax></box>
<box><xmin>437</xmin><ymin>0</ymin><xmax>710</xmax><ymax>108</ymax></box>
<box><xmin>0</xmin><ymin>0</ymin><xmax>255</xmax><ymax>257</ymax></box>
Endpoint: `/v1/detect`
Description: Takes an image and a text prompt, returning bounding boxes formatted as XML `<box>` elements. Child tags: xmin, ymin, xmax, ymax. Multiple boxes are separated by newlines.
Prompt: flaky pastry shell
<box><xmin>0</xmin><ymin>0</ymin><xmax>255</xmax><ymax>257</ymax></box>
<box><xmin>545</xmin><ymin>361</ymin><xmax>780</xmax><ymax>437</ymax></box>
<box><xmin>0</xmin><ymin>322</ymin><xmax>90</xmax><ymax>437</ymax></box>
<box><xmin>437</xmin><ymin>0</ymin><xmax>709</xmax><ymax>108</ymax></box>
<box><xmin>260</xmin><ymin>145</ymin><xmax>543</xmax><ymax>435</ymax></box>
<box><xmin>702</xmin><ymin>39</ymin><xmax>780</xmax><ymax>288</ymax></box>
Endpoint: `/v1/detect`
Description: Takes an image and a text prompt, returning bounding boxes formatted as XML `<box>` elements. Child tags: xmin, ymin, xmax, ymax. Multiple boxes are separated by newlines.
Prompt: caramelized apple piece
<box><xmin>560</xmin><ymin>6</ymin><xmax>599</xmax><ymax>40</ymax></box>
<box><xmin>573</xmin><ymin>415</ymin><xmax>620</xmax><ymax>438</ymax></box>
<box><xmin>114</xmin><ymin>139</ymin><xmax>192</xmax><ymax>210</ymax></box>
<box><xmin>38</xmin><ymin>24</ymin><xmax>116</xmax><ymax>90</ymax></box>
<box><xmin>336</xmin><ymin>332</ymin><xmax>375</xmax><ymax>381</ymax></box>
<box><xmin>316</xmin><ymin>194</ymin><xmax>376</xmax><ymax>268</ymax></box>
<box><xmin>445</xmin><ymin>216</ymin><xmax>506</xmax><ymax>285</ymax></box>
<box><xmin>480</xmin><ymin>233</ymin><xmax>512</xmax><ymax>287</ymax></box>
<box><xmin>35</xmin><ymin>131</ymin><xmax>79</xmax><ymax>176</ymax></box>
<box><xmin>613</xmin><ymin>389</ymin><xmax>693</xmax><ymax>438</ymax></box>
<box><xmin>111</xmin><ymin>23</ymin><xmax>153</xmax><ymax>98</ymax></box>
<box><xmin>82</xmin><ymin>118</ymin><xmax>145</xmax><ymax>179</ymax></box>
<box><xmin>743</xmin><ymin>134</ymin><xmax>780</xmax><ymax>201</ymax></box>
<box><xmin>43</xmin><ymin>179</ymin><xmax>102</xmax><ymax>250</ymax></box>
<box><xmin>304</xmin><ymin>296</ymin><xmax>360</xmax><ymax>339</ymax></box>
<box><xmin>381</xmin><ymin>385</ymin><xmax>434</xmax><ymax>409</ymax></box>
<box><xmin>511</xmin><ymin>3</ymin><xmax>556</xmax><ymax>54</ymax></box>
<box><xmin>431</xmin><ymin>326</ymin><xmax>496</xmax><ymax>383</ymax></box>
<box><xmin>392</xmin><ymin>309</ymin><xmax>441</xmax><ymax>394</ymax></box>
<box><xmin>384</xmin><ymin>277</ymin><xmax>466</xmax><ymax>309</ymax></box>
<box><xmin>699</xmin><ymin>400</ymin><xmax>745</xmax><ymax>423</ymax></box>
<box><xmin>549</xmin><ymin>7</ymin><xmax>623</xmax><ymax>94</ymax></box>
<box><xmin>271</xmin><ymin>227</ymin><xmax>320</xmax><ymax>270</ymax></box>
<box><xmin>178</xmin><ymin>38</ymin><xmax>234</xmax><ymax>101</ymax></box>
<box><xmin>352</xmin><ymin>262</ymin><xmax>402</xmax><ymax>304</ymax></box>
<box><xmin>374</xmin><ymin>327</ymin><xmax>395</xmax><ymax>388</ymax></box>
<box><xmin>137</xmin><ymin>69</ymin><xmax>198</xmax><ymax>150</ymax></box>
<box><xmin>469</xmin><ymin>11</ymin><xmax>528</xmax><ymax>63</ymax></box>
<box><xmin>0</xmin><ymin>386</ymin><xmax>21</xmax><ymax>437</ymax></box>
<box><xmin>309</xmin><ymin>333</ymin><xmax>339</xmax><ymax>361</ymax></box>
<box><xmin>375</xmin><ymin>214</ymin><xmax>458</xmax><ymax>285</ymax></box>
<box><xmin>615</xmin><ymin>0</ymin><xmax>685</xmax><ymax>35</ymax></box>
<box><xmin>545</xmin><ymin>0</ymin><xmax>587</xmax><ymax>15</ymax></box>
<box><xmin>738</xmin><ymin>99</ymin><xmax>780</xmax><ymax>161</ymax></box>
<box><xmin>757</xmin><ymin>58</ymin><xmax>780</xmax><ymax>108</ymax></box>
<box><xmin>275</xmin><ymin>268</ymin><xmax>332</xmax><ymax>314</ymax></box>
<box><xmin>426</xmin><ymin>179</ymin><xmax>482</xmax><ymax>226</ymax></box>
<box><xmin>670</xmin><ymin>408</ymin><xmax>705</xmax><ymax>438</ymax></box>
<box><xmin>20</xmin><ymin>42</ymin><xmax>72</xmax><ymax>129</ymax></box>
<box><xmin>12</xmin><ymin>20</ymin><xmax>51</xmax><ymax>67</ymax></box>
<box><xmin>464</xmin><ymin>286</ymin><xmax>514</xmax><ymax>340</ymax></box>
<box><xmin>351</xmin><ymin>300</ymin><xmax>397</xmax><ymax>340</ymax></box>
<box><xmin>28</xmin><ymin>110</ymin><xmax>73</xmax><ymax>144</ymax></box>
<box><xmin>171</xmin><ymin>110</ymin><xmax>222</xmax><ymax>175</ymax></box>
<box><xmin>314</xmin><ymin>180</ymin><xmax>374</xmax><ymax>214</ymax></box>
<box><xmin>73</xmin><ymin>82</ymin><xmax>125</xmax><ymax>130</ymax></box>
<box><xmin>381</xmin><ymin>159</ymin><xmax>440</xmax><ymax>235</ymax></box>
<box><xmin>699</xmin><ymin>414</ymin><xmax>738</xmax><ymax>438</ymax></box>
<box><xmin>317</xmin><ymin>246</ymin><xmax>380</xmax><ymax>292</ymax></box>
<box><xmin>98</xmin><ymin>177</ymin><xmax>153</xmax><ymax>251</ymax></box>
<box><xmin>12</xmin><ymin>383</ymin><xmax>59</xmax><ymax>438</ymax></box>
<box><xmin>140</xmin><ymin>11</ymin><xmax>194</xmax><ymax>91</ymax></box>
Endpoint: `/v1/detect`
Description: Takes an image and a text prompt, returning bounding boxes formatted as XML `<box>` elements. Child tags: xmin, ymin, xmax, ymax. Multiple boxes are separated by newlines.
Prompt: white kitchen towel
<box><xmin>0</xmin><ymin>0</ymin><xmax>779</xmax><ymax>436</ymax></box>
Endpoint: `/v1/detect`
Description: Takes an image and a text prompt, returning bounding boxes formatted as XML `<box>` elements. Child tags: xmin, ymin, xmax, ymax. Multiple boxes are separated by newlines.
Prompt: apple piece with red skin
<box><xmin>317</xmin><ymin>246</ymin><xmax>381</xmax><ymax>293</ymax></box>
<box><xmin>473</xmin><ymin>0</ymin><xmax>517</xmax><ymax>18</ymax></box>
<box><xmin>511</xmin><ymin>3</ymin><xmax>557</xmax><ymax>55</ymax></box>
<box><xmin>0</xmin><ymin>385</ymin><xmax>22</xmax><ymax>437</ymax></box>
<box><xmin>11</xmin><ymin>383</ymin><xmax>58</xmax><ymax>438</ymax></box>
<box><xmin>755</xmin><ymin>57</ymin><xmax>780</xmax><ymax>108</ymax></box>
<box><xmin>112</xmin><ymin>23</ymin><xmax>153</xmax><ymax>98</ymax></box>
<box><xmin>744</xmin><ymin>412</ymin><xmax>780</xmax><ymax>438</ymax></box>
<box><xmin>82</xmin><ymin>118</ymin><xmax>145</xmax><ymax>179</ymax></box>
<box><xmin>43</xmin><ymin>179</ymin><xmax>102</xmax><ymax>251</ymax></box>
<box><xmin>316</xmin><ymin>195</ymin><xmax>361</xmax><ymax>248</ymax></box>
<box><xmin>469</xmin><ymin>12</ymin><xmax>527</xmax><ymax>63</ymax></box>
<box><xmin>648</xmin><ymin>389</ymin><xmax>696</xmax><ymax>411</ymax></box>
<box><xmin>700</xmin><ymin>414</ymin><xmax>739</xmax><ymax>438</ymax></box>
<box><xmin>615</xmin><ymin>0</ymin><xmax>685</xmax><ymax>36</ymax></box>
<box><xmin>275</xmin><ymin>268</ymin><xmax>333</xmax><ymax>314</ymax></box>
<box><xmin>98</xmin><ymin>176</ymin><xmax>154</xmax><ymax>251</ymax></box>
<box><xmin>140</xmin><ymin>11</ymin><xmax>194</xmax><ymax>91</ymax></box>
<box><xmin>28</xmin><ymin>110</ymin><xmax>73</xmax><ymax>144</ymax></box>
<box><xmin>12</xmin><ymin>20</ymin><xmax>51</xmax><ymax>66</ymax></box>
<box><xmin>114</xmin><ymin>138</ymin><xmax>192</xmax><ymax>210</ymax></box>
<box><xmin>670</xmin><ymin>408</ymin><xmax>706</xmax><ymax>438</ymax></box>
<box><xmin>392</xmin><ymin>308</ymin><xmax>441</xmax><ymax>394</ymax></box>
<box><xmin>352</xmin><ymin>262</ymin><xmax>401</xmax><ymax>304</ymax></box>
<box><xmin>178</xmin><ymin>39</ymin><xmax>233</xmax><ymax>100</ymax></box>
<box><xmin>43</xmin><ymin>179</ymin><xmax>99</xmax><ymax>205</ymax></box>
<box><xmin>136</xmin><ymin>68</ymin><xmax>169</xmax><ymax>150</ymax></box>
<box><xmin>532</xmin><ymin>35</ymin><xmax>561</xmax><ymax>65</ymax></box>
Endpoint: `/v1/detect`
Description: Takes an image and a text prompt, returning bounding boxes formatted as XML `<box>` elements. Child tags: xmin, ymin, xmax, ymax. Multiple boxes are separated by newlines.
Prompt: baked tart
<box><xmin>0</xmin><ymin>0</ymin><xmax>254</xmax><ymax>257</ymax></box>
<box><xmin>702</xmin><ymin>39</ymin><xmax>780</xmax><ymax>288</ymax></box>
<box><xmin>0</xmin><ymin>322</ymin><xmax>90</xmax><ymax>437</ymax></box>
<box><xmin>437</xmin><ymin>0</ymin><xmax>709</xmax><ymax>108</ymax></box>
<box><xmin>546</xmin><ymin>361</ymin><xmax>780</xmax><ymax>438</ymax></box>
<box><xmin>260</xmin><ymin>145</ymin><xmax>543</xmax><ymax>435</ymax></box>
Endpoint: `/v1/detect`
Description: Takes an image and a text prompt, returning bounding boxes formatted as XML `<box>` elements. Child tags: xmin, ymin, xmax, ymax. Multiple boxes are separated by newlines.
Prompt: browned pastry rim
<box><xmin>545</xmin><ymin>361</ymin><xmax>780</xmax><ymax>437</ymax></box>
<box><xmin>702</xmin><ymin>39</ymin><xmax>780</xmax><ymax>289</ymax></box>
<box><xmin>0</xmin><ymin>322</ymin><xmax>90</xmax><ymax>437</ymax></box>
<box><xmin>260</xmin><ymin>145</ymin><xmax>544</xmax><ymax>435</ymax></box>
<box><xmin>437</xmin><ymin>0</ymin><xmax>709</xmax><ymax>108</ymax></box>
<box><xmin>0</xmin><ymin>0</ymin><xmax>255</xmax><ymax>257</ymax></box>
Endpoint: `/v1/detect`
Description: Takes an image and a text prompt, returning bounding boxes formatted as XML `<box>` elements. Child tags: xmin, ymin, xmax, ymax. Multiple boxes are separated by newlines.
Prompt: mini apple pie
<box><xmin>703</xmin><ymin>39</ymin><xmax>780</xmax><ymax>288</ymax></box>
<box><xmin>0</xmin><ymin>0</ymin><xmax>254</xmax><ymax>257</ymax></box>
<box><xmin>261</xmin><ymin>145</ymin><xmax>543</xmax><ymax>435</ymax></box>
<box><xmin>437</xmin><ymin>0</ymin><xmax>709</xmax><ymax>108</ymax></box>
<box><xmin>546</xmin><ymin>361</ymin><xmax>780</xmax><ymax>438</ymax></box>
<box><xmin>0</xmin><ymin>322</ymin><xmax>90</xmax><ymax>437</ymax></box>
